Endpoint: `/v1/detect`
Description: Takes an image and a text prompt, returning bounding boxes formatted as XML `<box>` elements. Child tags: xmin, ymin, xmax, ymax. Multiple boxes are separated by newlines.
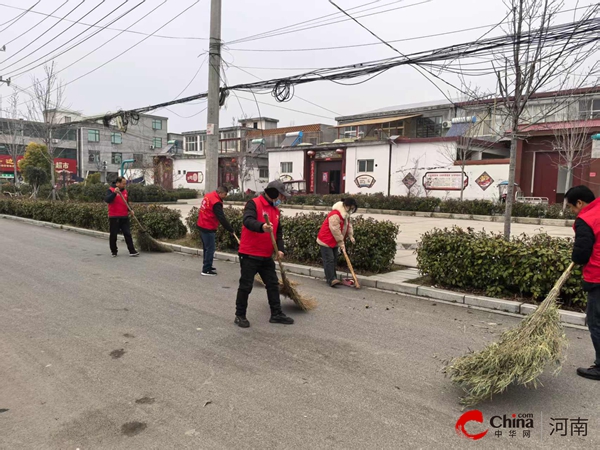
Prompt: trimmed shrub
<box><xmin>416</xmin><ymin>227</ymin><xmax>585</xmax><ymax>309</ymax></box>
<box><xmin>186</xmin><ymin>206</ymin><xmax>399</xmax><ymax>273</ymax></box>
<box><xmin>0</xmin><ymin>198</ymin><xmax>186</xmax><ymax>240</ymax></box>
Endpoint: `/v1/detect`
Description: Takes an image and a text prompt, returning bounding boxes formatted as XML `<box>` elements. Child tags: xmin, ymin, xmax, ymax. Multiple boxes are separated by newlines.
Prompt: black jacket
<box><xmin>242</xmin><ymin>197</ymin><xmax>285</xmax><ymax>255</ymax></box>
<box><xmin>572</xmin><ymin>217</ymin><xmax>600</xmax><ymax>291</ymax></box>
<box><xmin>198</xmin><ymin>202</ymin><xmax>234</xmax><ymax>234</ymax></box>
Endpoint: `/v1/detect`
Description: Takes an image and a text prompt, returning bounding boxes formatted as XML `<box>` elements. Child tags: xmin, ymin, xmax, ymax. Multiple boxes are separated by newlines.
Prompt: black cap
<box><xmin>265</xmin><ymin>180</ymin><xmax>290</xmax><ymax>198</ymax></box>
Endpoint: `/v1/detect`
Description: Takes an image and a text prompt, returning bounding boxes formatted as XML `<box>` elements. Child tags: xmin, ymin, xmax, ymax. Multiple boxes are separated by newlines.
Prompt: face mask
<box><xmin>273</xmin><ymin>199</ymin><xmax>282</xmax><ymax>207</ymax></box>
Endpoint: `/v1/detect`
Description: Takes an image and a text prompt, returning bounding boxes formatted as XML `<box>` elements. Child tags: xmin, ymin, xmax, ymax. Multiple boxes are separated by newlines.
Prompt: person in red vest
<box><xmin>234</xmin><ymin>180</ymin><xmax>294</xmax><ymax>328</ymax></box>
<box><xmin>317</xmin><ymin>198</ymin><xmax>357</xmax><ymax>287</ymax></box>
<box><xmin>104</xmin><ymin>176</ymin><xmax>139</xmax><ymax>257</ymax></box>
<box><xmin>567</xmin><ymin>185</ymin><xmax>600</xmax><ymax>381</ymax></box>
<box><xmin>197</xmin><ymin>186</ymin><xmax>234</xmax><ymax>276</ymax></box>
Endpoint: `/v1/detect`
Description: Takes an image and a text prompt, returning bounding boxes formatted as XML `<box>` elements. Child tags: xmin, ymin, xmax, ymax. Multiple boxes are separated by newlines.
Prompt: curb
<box><xmin>1</xmin><ymin>214</ymin><xmax>586</xmax><ymax>328</ymax></box>
<box><xmin>227</xmin><ymin>202</ymin><xmax>575</xmax><ymax>228</ymax></box>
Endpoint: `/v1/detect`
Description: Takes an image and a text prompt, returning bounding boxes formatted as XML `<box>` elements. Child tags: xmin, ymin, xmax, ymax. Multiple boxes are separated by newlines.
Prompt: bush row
<box><xmin>416</xmin><ymin>227</ymin><xmax>584</xmax><ymax>309</ymax></box>
<box><xmin>2</xmin><ymin>183</ymin><xmax>197</xmax><ymax>203</ymax></box>
<box><xmin>226</xmin><ymin>192</ymin><xmax>575</xmax><ymax>220</ymax></box>
<box><xmin>0</xmin><ymin>198</ymin><xmax>187</xmax><ymax>240</ymax></box>
<box><xmin>186</xmin><ymin>207</ymin><xmax>399</xmax><ymax>273</ymax></box>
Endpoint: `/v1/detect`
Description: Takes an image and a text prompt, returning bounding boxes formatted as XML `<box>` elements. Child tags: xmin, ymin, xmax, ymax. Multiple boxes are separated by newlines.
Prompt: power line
<box><xmin>226</xmin><ymin>0</ymin><xmax>433</xmax><ymax>46</ymax></box>
<box><xmin>0</xmin><ymin>1</ymin><xmax>208</xmax><ymax>41</ymax></box>
<box><xmin>226</xmin><ymin>4</ymin><xmax>595</xmax><ymax>52</ymax></box>
<box><xmin>235</xmin><ymin>95</ymin><xmax>335</xmax><ymax>121</ymax></box>
<box><xmin>0</xmin><ymin>1</ymin><xmax>40</xmax><ymax>32</ymax></box>
<box><xmin>4</xmin><ymin>1</ymin><xmax>149</xmax><ymax>78</ymax></box>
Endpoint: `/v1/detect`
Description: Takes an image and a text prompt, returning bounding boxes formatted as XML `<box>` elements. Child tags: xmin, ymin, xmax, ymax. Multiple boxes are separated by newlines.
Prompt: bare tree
<box><xmin>552</xmin><ymin>119</ymin><xmax>593</xmax><ymax>208</ymax></box>
<box><xmin>2</xmin><ymin>89</ymin><xmax>24</xmax><ymax>184</ymax></box>
<box><xmin>27</xmin><ymin>63</ymin><xmax>67</xmax><ymax>201</ymax></box>
<box><xmin>396</xmin><ymin>156</ymin><xmax>426</xmax><ymax>198</ymax></box>
<box><xmin>494</xmin><ymin>0</ymin><xmax>600</xmax><ymax>238</ymax></box>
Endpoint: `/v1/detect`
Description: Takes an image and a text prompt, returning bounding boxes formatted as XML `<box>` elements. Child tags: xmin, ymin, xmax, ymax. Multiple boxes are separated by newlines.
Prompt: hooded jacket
<box><xmin>317</xmin><ymin>201</ymin><xmax>354</xmax><ymax>248</ymax></box>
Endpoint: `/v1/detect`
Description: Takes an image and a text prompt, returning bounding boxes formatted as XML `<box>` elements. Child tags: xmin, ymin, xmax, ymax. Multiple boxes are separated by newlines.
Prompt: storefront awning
<box><xmin>335</xmin><ymin>114</ymin><xmax>421</xmax><ymax>128</ymax></box>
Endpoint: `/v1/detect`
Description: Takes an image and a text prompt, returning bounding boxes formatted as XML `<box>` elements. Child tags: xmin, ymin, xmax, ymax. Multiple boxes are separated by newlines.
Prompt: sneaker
<box><xmin>211</xmin><ymin>267</ymin><xmax>218</xmax><ymax>273</ymax></box>
<box><xmin>269</xmin><ymin>312</ymin><xmax>294</xmax><ymax>325</ymax></box>
<box><xmin>201</xmin><ymin>270</ymin><xmax>217</xmax><ymax>277</ymax></box>
<box><xmin>111</xmin><ymin>254</ymin><xmax>118</xmax><ymax>258</ymax></box>
<box><xmin>577</xmin><ymin>365</ymin><xmax>600</xmax><ymax>380</ymax></box>
<box><xmin>130</xmin><ymin>252</ymin><xmax>140</xmax><ymax>257</ymax></box>
<box><xmin>331</xmin><ymin>280</ymin><xmax>341</xmax><ymax>287</ymax></box>
<box><xmin>234</xmin><ymin>316</ymin><xmax>250</xmax><ymax>328</ymax></box>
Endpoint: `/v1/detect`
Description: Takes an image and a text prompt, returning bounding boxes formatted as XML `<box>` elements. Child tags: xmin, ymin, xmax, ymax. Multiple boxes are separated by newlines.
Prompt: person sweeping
<box><xmin>566</xmin><ymin>185</ymin><xmax>600</xmax><ymax>381</ymax></box>
<box><xmin>234</xmin><ymin>180</ymin><xmax>294</xmax><ymax>328</ymax></box>
<box><xmin>317</xmin><ymin>198</ymin><xmax>357</xmax><ymax>287</ymax></box>
<box><xmin>197</xmin><ymin>186</ymin><xmax>234</xmax><ymax>276</ymax></box>
<box><xmin>105</xmin><ymin>176</ymin><xmax>139</xmax><ymax>258</ymax></box>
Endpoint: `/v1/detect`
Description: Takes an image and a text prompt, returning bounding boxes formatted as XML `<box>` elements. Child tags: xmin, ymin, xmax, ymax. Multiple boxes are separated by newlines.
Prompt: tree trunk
<box><xmin>562</xmin><ymin>163</ymin><xmax>573</xmax><ymax>211</ymax></box>
<box><xmin>460</xmin><ymin>164</ymin><xmax>465</xmax><ymax>202</ymax></box>
<box><xmin>503</xmin><ymin>132</ymin><xmax>519</xmax><ymax>240</ymax></box>
<box><xmin>50</xmin><ymin>160</ymin><xmax>56</xmax><ymax>201</ymax></box>
<box><xmin>13</xmin><ymin>159</ymin><xmax>18</xmax><ymax>186</ymax></box>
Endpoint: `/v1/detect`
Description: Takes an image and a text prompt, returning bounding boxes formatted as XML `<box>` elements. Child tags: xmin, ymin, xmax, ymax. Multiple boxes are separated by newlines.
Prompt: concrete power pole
<box><xmin>205</xmin><ymin>0</ymin><xmax>222</xmax><ymax>193</ymax></box>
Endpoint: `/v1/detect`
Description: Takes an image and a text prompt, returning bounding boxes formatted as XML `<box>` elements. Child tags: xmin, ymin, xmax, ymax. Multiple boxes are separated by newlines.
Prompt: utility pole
<box><xmin>205</xmin><ymin>0</ymin><xmax>222</xmax><ymax>193</ymax></box>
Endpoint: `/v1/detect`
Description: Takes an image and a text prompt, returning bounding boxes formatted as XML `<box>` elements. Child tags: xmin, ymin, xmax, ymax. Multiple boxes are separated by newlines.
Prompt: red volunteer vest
<box><xmin>197</xmin><ymin>191</ymin><xmax>223</xmax><ymax>230</ymax></box>
<box><xmin>108</xmin><ymin>187</ymin><xmax>129</xmax><ymax>217</ymax></box>
<box><xmin>317</xmin><ymin>210</ymin><xmax>347</xmax><ymax>248</ymax></box>
<box><xmin>576</xmin><ymin>198</ymin><xmax>600</xmax><ymax>283</ymax></box>
<box><xmin>239</xmin><ymin>196</ymin><xmax>280</xmax><ymax>258</ymax></box>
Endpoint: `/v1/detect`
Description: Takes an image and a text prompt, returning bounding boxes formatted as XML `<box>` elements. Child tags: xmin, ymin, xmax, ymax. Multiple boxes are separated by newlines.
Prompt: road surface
<box><xmin>0</xmin><ymin>219</ymin><xmax>597</xmax><ymax>449</ymax></box>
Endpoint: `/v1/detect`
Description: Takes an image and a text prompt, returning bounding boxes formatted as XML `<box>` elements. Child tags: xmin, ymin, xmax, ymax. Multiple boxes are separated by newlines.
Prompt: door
<box><xmin>316</xmin><ymin>161</ymin><xmax>342</xmax><ymax>195</ymax></box>
<box><xmin>532</xmin><ymin>152</ymin><xmax>559</xmax><ymax>203</ymax></box>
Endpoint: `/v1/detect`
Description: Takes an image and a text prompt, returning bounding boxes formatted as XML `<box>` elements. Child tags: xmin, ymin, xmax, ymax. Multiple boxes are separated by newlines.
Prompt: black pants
<box><xmin>200</xmin><ymin>230</ymin><xmax>216</xmax><ymax>273</ymax></box>
<box><xmin>320</xmin><ymin>245</ymin><xmax>339</xmax><ymax>285</ymax></box>
<box><xmin>587</xmin><ymin>287</ymin><xmax>600</xmax><ymax>366</ymax></box>
<box><xmin>236</xmin><ymin>255</ymin><xmax>281</xmax><ymax>317</ymax></box>
<box><xmin>109</xmin><ymin>217</ymin><xmax>137</xmax><ymax>255</ymax></box>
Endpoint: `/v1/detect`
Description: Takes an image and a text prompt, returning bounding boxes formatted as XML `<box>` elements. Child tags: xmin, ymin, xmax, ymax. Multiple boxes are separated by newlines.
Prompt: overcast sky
<box><xmin>0</xmin><ymin>0</ymin><xmax>596</xmax><ymax>133</ymax></box>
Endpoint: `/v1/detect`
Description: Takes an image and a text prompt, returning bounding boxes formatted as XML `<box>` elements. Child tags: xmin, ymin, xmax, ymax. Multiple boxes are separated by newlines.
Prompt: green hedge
<box><xmin>227</xmin><ymin>192</ymin><xmax>575</xmax><ymax>220</ymax></box>
<box><xmin>0</xmin><ymin>198</ymin><xmax>187</xmax><ymax>240</ymax></box>
<box><xmin>416</xmin><ymin>227</ymin><xmax>584</xmax><ymax>309</ymax></box>
<box><xmin>186</xmin><ymin>206</ymin><xmax>399</xmax><ymax>273</ymax></box>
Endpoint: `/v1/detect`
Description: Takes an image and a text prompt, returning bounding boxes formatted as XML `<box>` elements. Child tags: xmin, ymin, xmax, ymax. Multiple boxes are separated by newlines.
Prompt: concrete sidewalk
<box><xmin>168</xmin><ymin>199</ymin><xmax>574</xmax><ymax>268</ymax></box>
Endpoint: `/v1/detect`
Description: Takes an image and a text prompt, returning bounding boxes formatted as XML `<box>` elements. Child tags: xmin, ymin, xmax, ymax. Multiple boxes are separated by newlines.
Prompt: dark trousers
<box><xmin>200</xmin><ymin>231</ymin><xmax>216</xmax><ymax>273</ymax></box>
<box><xmin>109</xmin><ymin>217</ymin><xmax>136</xmax><ymax>255</ymax></box>
<box><xmin>236</xmin><ymin>255</ymin><xmax>282</xmax><ymax>317</ymax></box>
<box><xmin>587</xmin><ymin>287</ymin><xmax>600</xmax><ymax>366</ymax></box>
<box><xmin>321</xmin><ymin>245</ymin><xmax>339</xmax><ymax>285</ymax></box>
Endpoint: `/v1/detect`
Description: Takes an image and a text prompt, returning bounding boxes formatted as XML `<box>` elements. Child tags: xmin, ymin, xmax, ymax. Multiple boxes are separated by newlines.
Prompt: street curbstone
<box><xmin>310</xmin><ymin>267</ymin><xmax>326</xmax><ymax>278</ymax></box>
<box><xmin>516</xmin><ymin>217</ymin><xmax>541</xmax><ymax>225</ymax></box>
<box><xmin>464</xmin><ymin>295</ymin><xmax>521</xmax><ymax>313</ymax></box>
<box><xmin>520</xmin><ymin>303</ymin><xmax>538</xmax><ymax>315</ymax></box>
<box><xmin>558</xmin><ymin>310</ymin><xmax>586</xmax><ymax>326</ymax></box>
<box><xmin>283</xmin><ymin>263</ymin><xmax>312</xmax><ymax>277</ymax></box>
<box><xmin>432</xmin><ymin>213</ymin><xmax>452</xmax><ymax>219</ymax></box>
<box><xmin>540</xmin><ymin>219</ymin><xmax>568</xmax><ymax>227</ymax></box>
<box><xmin>180</xmin><ymin>246</ymin><xmax>199</xmax><ymax>255</ymax></box>
<box><xmin>355</xmin><ymin>277</ymin><xmax>377</xmax><ymax>288</ymax></box>
<box><xmin>377</xmin><ymin>281</ymin><xmax>418</xmax><ymax>295</ymax></box>
<box><xmin>418</xmin><ymin>286</ymin><xmax>464</xmax><ymax>303</ymax></box>
<box><xmin>453</xmin><ymin>214</ymin><xmax>472</xmax><ymax>220</ymax></box>
<box><xmin>414</xmin><ymin>212</ymin><xmax>433</xmax><ymax>218</ymax></box>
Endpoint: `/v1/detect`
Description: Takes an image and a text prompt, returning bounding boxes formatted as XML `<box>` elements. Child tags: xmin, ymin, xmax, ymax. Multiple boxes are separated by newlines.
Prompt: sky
<box><xmin>0</xmin><ymin>0</ymin><xmax>597</xmax><ymax>133</ymax></box>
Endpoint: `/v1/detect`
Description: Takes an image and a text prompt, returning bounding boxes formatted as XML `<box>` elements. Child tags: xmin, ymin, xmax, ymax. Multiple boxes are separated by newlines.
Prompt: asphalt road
<box><xmin>0</xmin><ymin>219</ymin><xmax>598</xmax><ymax>449</ymax></box>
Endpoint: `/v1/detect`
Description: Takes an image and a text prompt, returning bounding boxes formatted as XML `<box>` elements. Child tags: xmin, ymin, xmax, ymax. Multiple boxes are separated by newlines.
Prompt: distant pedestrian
<box><xmin>105</xmin><ymin>176</ymin><xmax>139</xmax><ymax>257</ymax></box>
<box><xmin>197</xmin><ymin>186</ymin><xmax>235</xmax><ymax>276</ymax></box>
<box><xmin>317</xmin><ymin>198</ymin><xmax>357</xmax><ymax>287</ymax></box>
<box><xmin>234</xmin><ymin>180</ymin><xmax>294</xmax><ymax>328</ymax></box>
<box><xmin>566</xmin><ymin>185</ymin><xmax>600</xmax><ymax>381</ymax></box>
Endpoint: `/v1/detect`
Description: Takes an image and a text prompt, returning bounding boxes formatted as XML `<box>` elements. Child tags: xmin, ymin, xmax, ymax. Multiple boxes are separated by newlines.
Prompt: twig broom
<box><xmin>444</xmin><ymin>262</ymin><xmax>574</xmax><ymax>406</ymax></box>
<box><xmin>116</xmin><ymin>190</ymin><xmax>172</xmax><ymax>253</ymax></box>
<box><xmin>263</xmin><ymin>214</ymin><xmax>317</xmax><ymax>311</ymax></box>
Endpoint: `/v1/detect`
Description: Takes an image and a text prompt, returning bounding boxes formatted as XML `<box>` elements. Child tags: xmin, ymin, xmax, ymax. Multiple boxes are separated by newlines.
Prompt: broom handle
<box><xmin>342</xmin><ymin>247</ymin><xmax>361</xmax><ymax>289</ymax></box>
<box><xmin>263</xmin><ymin>213</ymin><xmax>287</xmax><ymax>276</ymax></box>
<box><xmin>116</xmin><ymin>189</ymin><xmax>147</xmax><ymax>233</ymax></box>
<box><xmin>233</xmin><ymin>233</ymin><xmax>240</xmax><ymax>245</ymax></box>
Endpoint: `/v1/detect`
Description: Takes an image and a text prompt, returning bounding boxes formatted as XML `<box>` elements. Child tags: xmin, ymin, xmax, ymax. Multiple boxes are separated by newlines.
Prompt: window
<box><xmin>111</xmin><ymin>132</ymin><xmax>122</xmax><ymax>145</ymax></box>
<box><xmin>88</xmin><ymin>129</ymin><xmax>100</xmax><ymax>142</ymax></box>
<box><xmin>281</xmin><ymin>162</ymin><xmax>293</xmax><ymax>173</ymax></box>
<box><xmin>152</xmin><ymin>119</ymin><xmax>162</xmax><ymax>130</ymax></box>
<box><xmin>259</xmin><ymin>168</ymin><xmax>269</xmax><ymax>179</ymax></box>
<box><xmin>64</xmin><ymin>116</ymin><xmax>71</xmax><ymax>123</ymax></box>
<box><xmin>253</xmin><ymin>122</ymin><xmax>258</xmax><ymax>129</ymax></box>
<box><xmin>53</xmin><ymin>128</ymin><xmax>77</xmax><ymax>141</ymax></box>
<box><xmin>579</xmin><ymin>99</ymin><xmax>600</xmax><ymax>119</ymax></box>
<box><xmin>416</xmin><ymin>116</ymin><xmax>443</xmax><ymax>138</ymax></box>
<box><xmin>358</xmin><ymin>159</ymin><xmax>374</xmax><ymax>173</ymax></box>
<box><xmin>185</xmin><ymin>135</ymin><xmax>198</xmax><ymax>152</ymax></box>
<box><xmin>153</xmin><ymin>137</ymin><xmax>162</xmax><ymax>149</ymax></box>
<box><xmin>111</xmin><ymin>152</ymin><xmax>122</xmax><ymax>164</ymax></box>
<box><xmin>56</xmin><ymin>148</ymin><xmax>77</xmax><ymax>160</ymax></box>
<box><xmin>89</xmin><ymin>151</ymin><xmax>100</xmax><ymax>163</ymax></box>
